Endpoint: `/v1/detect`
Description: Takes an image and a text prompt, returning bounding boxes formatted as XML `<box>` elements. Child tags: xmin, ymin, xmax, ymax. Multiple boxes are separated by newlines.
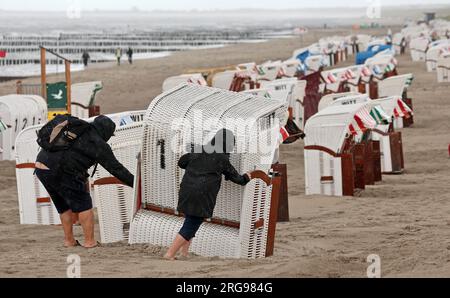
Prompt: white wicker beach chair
<box><xmin>426</xmin><ymin>41</ymin><xmax>450</xmax><ymax>72</ymax></box>
<box><xmin>378</xmin><ymin>74</ymin><xmax>414</xmax><ymax>98</ymax></box>
<box><xmin>91</xmin><ymin>122</ymin><xmax>143</xmax><ymax>243</ymax></box>
<box><xmin>0</xmin><ymin>95</ymin><xmax>47</xmax><ymax>161</ymax></box>
<box><xmin>304</xmin><ymin>102</ymin><xmax>376</xmax><ymax>196</ymax></box>
<box><xmin>318</xmin><ymin>92</ymin><xmax>363</xmax><ymax>112</ymax></box>
<box><xmin>162</xmin><ymin>74</ymin><xmax>207</xmax><ymax>92</ymax></box>
<box><xmin>304</xmin><ymin>55</ymin><xmax>326</xmax><ymax>74</ymax></box>
<box><xmin>410</xmin><ymin>37</ymin><xmax>430</xmax><ymax>62</ymax></box>
<box><xmin>71</xmin><ymin>81</ymin><xmax>103</xmax><ymax>119</ymax></box>
<box><xmin>212</xmin><ymin>70</ymin><xmax>238</xmax><ymax>90</ymax></box>
<box><xmin>128</xmin><ymin>83</ymin><xmax>287</xmax><ymax>259</ymax></box>
<box><xmin>369</xmin><ymin>97</ymin><xmax>410</xmax><ymax>173</ymax></box>
<box><xmin>15</xmin><ymin>125</ymin><xmax>60</xmax><ymax>225</ymax></box>
<box><xmin>281</xmin><ymin>59</ymin><xmax>301</xmax><ymax>78</ymax></box>
<box><xmin>259</xmin><ymin>79</ymin><xmax>306</xmax><ymax>129</ymax></box>
<box><xmin>437</xmin><ymin>51</ymin><xmax>450</xmax><ymax>83</ymax></box>
<box><xmin>257</xmin><ymin>61</ymin><xmax>283</xmax><ymax>82</ymax></box>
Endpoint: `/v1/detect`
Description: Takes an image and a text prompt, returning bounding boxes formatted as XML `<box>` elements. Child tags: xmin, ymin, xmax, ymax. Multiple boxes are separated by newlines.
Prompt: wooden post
<box><xmin>40</xmin><ymin>47</ymin><xmax>47</xmax><ymax>100</ymax></box>
<box><xmin>272</xmin><ymin>163</ymin><xmax>289</xmax><ymax>222</ymax></box>
<box><xmin>266</xmin><ymin>172</ymin><xmax>281</xmax><ymax>257</ymax></box>
<box><xmin>65</xmin><ymin>60</ymin><xmax>72</xmax><ymax>114</ymax></box>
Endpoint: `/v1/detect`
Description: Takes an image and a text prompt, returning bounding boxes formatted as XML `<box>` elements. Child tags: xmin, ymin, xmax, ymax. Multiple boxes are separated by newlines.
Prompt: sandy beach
<box><xmin>1</xmin><ymin>25</ymin><xmax>450</xmax><ymax>278</ymax></box>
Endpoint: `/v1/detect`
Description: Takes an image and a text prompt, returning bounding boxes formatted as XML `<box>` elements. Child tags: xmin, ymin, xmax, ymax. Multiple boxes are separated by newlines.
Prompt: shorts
<box><xmin>179</xmin><ymin>215</ymin><xmax>204</xmax><ymax>241</ymax></box>
<box><xmin>35</xmin><ymin>168</ymin><xmax>93</xmax><ymax>214</ymax></box>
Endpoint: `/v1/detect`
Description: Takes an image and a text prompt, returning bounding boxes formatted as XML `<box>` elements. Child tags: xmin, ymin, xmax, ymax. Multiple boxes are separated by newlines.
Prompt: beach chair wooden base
<box><xmin>272</xmin><ymin>163</ymin><xmax>289</xmax><ymax>223</ymax></box>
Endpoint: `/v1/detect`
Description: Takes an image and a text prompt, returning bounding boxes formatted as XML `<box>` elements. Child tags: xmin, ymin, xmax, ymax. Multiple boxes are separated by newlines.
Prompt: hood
<box><xmin>204</xmin><ymin>129</ymin><xmax>235</xmax><ymax>154</ymax></box>
<box><xmin>92</xmin><ymin>115</ymin><xmax>116</xmax><ymax>142</ymax></box>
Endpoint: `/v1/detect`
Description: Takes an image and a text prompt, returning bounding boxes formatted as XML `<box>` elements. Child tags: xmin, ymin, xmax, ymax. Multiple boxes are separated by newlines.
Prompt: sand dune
<box><xmin>1</xmin><ymin>26</ymin><xmax>450</xmax><ymax>278</ymax></box>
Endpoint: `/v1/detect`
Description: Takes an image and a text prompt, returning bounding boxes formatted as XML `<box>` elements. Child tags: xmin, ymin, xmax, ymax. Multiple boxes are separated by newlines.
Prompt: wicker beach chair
<box><xmin>128</xmin><ymin>84</ymin><xmax>287</xmax><ymax>259</ymax></box>
<box><xmin>162</xmin><ymin>74</ymin><xmax>207</xmax><ymax>92</ymax></box>
<box><xmin>71</xmin><ymin>81</ymin><xmax>103</xmax><ymax>119</ymax></box>
<box><xmin>0</xmin><ymin>95</ymin><xmax>47</xmax><ymax>161</ymax></box>
<box><xmin>91</xmin><ymin>122</ymin><xmax>144</xmax><ymax>243</ymax></box>
<box><xmin>304</xmin><ymin>102</ymin><xmax>377</xmax><ymax>196</ymax></box>
<box><xmin>437</xmin><ymin>51</ymin><xmax>450</xmax><ymax>83</ymax></box>
<box><xmin>410</xmin><ymin>37</ymin><xmax>430</xmax><ymax>62</ymax></box>
<box><xmin>426</xmin><ymin>41</ymin><xmax>450</xmax><ymax>72</ymax></box>
<box><xmin>15</xmin><ymin>124</ymin><xmax>60</xmax><ymax>225</ymax></box>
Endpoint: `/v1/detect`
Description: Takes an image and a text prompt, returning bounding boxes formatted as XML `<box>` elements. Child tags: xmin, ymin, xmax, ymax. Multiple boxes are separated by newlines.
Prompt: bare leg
<box><xmin>164</xmin><ymin>234</ymin><xmax>188</xmax><ymax>260</ymax></box>
<box><xmin>78</xmin><ymin>209</ymin><xmax>96</xmax><ymax>248</ymax></box>
<box><xmin>60</xmin><ymin>211</ymin><xmax>76</xmax><ymax>247</ymax></box>
<box><xmin>181</xmin><ymin>240</ymin><xmax>192</xmax><ymax>257</ymax></box>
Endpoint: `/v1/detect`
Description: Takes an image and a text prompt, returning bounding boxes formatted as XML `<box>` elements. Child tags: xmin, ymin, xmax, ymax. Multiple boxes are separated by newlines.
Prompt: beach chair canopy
<box><xmin>162</xmin><ymin>73</ymin><xmax>207</xmax><ymax>92</ymax></box>
<box><xmin>356</xmin><ymin>45</ymin><xmax>393</xmax><ymax>65</ymax></box>
<box><xmin>305</xmin><ymin>102</ymin><xmax>376</xmax><ymax>155</ymax></box>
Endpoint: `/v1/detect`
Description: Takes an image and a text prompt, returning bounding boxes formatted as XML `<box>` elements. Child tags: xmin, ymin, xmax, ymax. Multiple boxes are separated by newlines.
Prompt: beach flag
<box><xmin>0</xmin><ymin>50</ymin><xmax>6</xmax><ymax>58</ymax></box>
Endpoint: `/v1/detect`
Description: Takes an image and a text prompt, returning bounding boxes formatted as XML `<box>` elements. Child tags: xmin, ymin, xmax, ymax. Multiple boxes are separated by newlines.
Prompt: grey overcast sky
<box><xmin>1</xmin><ymin>0</ymin><xmax>449</xmax><ymax>11</ymax></box>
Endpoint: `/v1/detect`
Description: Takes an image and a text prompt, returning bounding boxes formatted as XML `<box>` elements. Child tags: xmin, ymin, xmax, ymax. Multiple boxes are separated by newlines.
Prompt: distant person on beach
<box><xmin>127</xmin><ymin>47</ymin><xmax>133</xmax><ymax>64</ymax></box>
<box><xmin>35</xmin><ymin>115</ymin><xmax>134</xmax><ymax>248</ymax></box>
<box><xmin>82</xmin><ymin>51</ymin><xmax>90</xmax><ymax>67</ymax></box>
<box><xmin>400</xmin><ymin>37</ymin><xmax>407</xmax><ymax>55</ymax></box>
<box><xmin>164</xmin><ymin>129</ymin><xmax>252</xmax><ymax>261</ymax></box>
<box><xmin>116</xmin><ymin>48</ymin><xmax>122</xmax><ymax>66</ymax></box>
<box><xmin>351</xmin><ymin>35</ymin><xmax>359</xmax><ymax>54</ymax></box>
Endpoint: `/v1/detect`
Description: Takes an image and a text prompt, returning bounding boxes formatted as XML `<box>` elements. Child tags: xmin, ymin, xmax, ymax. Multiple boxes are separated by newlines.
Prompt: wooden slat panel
<box><xmin>372</xmin><ymin>141</ymin><xmax>383</xmax><ymax>182</ymax></box>
<box><xmin>390</xmin><ymin>132</ymin><xmax>404</xmax><ymax>173</ymax></box>
<box><xmin>353</xmin><ymin>144</ymin><xmax>366</xmax><ymax>190</ymax></box>
<box><xmin>341</xmin><ymin>153</ymin><xmax>355</xmax><ymax>196</ymax></box>
<box><xmin>266</xmin><ymin>173</ymin><xmax>281</xmax><ymax>257</ymax></box>
<box><xmin>272</xmin><ymin>163</ymin><xmax>289</xmax><ymax>223</ymax></box>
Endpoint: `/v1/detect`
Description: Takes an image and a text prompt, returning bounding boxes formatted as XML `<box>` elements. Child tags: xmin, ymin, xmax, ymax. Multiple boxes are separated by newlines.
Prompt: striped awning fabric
<box><xmin>370</xmin><ymin>106</ymin><xmax>391</xmax><ymax>125</ymax></box>
<box><xmin>394</xmin><ymin>99</ymin><xmax>413</xmax><ymax>118</ymax></box>
<box><xmin>348</xmin><ymin>107</ymin><xmax>377</xmax><ymax>136</ymax></box>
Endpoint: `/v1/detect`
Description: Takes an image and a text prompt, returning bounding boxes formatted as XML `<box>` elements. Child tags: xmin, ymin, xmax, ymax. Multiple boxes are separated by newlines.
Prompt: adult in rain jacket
<box><xmin>164</xmin><ymin>129</ymin><xmax>251</xmax><ymax>260</ymax></box>
<box><xmin>35</xmin><ymin>115</ymin><xmax>134</xmax><ymax>248</ymax></box>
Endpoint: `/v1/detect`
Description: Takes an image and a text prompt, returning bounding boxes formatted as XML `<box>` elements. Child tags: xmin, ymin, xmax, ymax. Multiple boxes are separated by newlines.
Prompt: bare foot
<box><xmin>164</xmin><ymin>254</ymin><xmax>177</xmax><ymax>261</ymax></box>
<box><xmin>83</xmin><ymin>241</ymin><xmax>100</xmax><ymax>249</ymax></box>
<box><xmin>177</xmin><ymin>254</ymin><xmax>190</xmax><ymax>261</ymax></box>
<box><xmin>64</xmin><ymin>240</ymin><xmax>80</xmax><ymax>248</ymax></box>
